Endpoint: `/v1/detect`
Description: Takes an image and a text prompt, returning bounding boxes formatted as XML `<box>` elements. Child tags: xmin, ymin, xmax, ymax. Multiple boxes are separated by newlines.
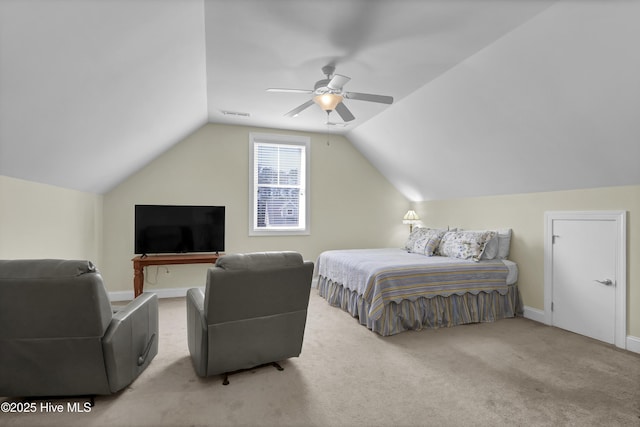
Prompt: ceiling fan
<box><xmin>267</xmin><ymin>65</ymin><xmax>393</xmax><ymax>122</ymax></box>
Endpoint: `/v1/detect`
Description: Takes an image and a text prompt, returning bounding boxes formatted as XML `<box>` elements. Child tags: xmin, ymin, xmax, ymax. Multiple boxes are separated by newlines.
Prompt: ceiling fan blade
<box><xmin>335</xmin><ymin>102</ymin><xmax>355</xmax><ymax>122</ymax></box>
<box><xmin>267</xmin><ymin>88</ymin><xmax>313</xmax><ymax>94</ymax></box>
<box><xmin>285</xmin><ymin>99</ymin><xmax>315</xmax><ymax>117</ymax></box>
<box><xmin>327</xmin><ymin>74</ymin><xmax>351</xmax><ymax>91</ymax></box>
<box><xmin>344</xmin><ymin>92</ymin><xmax>393</xmax><ymax>104</ymax></box>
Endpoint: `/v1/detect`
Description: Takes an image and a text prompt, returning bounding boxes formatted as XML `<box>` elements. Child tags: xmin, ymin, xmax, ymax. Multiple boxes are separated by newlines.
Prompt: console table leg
<box><xmin>133</xmin><ymin>267</ymin><xmax>144</xmax><ymax>298</ymax></box>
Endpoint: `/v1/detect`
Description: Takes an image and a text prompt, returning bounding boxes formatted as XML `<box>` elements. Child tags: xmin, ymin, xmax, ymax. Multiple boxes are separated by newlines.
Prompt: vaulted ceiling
<box><xmin>1</xmin><ymin>1</ymin><xmax>639</xmax><ymax>200</ymax></box>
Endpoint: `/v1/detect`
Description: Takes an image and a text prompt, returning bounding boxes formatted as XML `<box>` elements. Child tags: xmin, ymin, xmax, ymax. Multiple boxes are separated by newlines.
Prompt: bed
<box><xmin>316</xmin><ymin>228</ymin><xmax>521</xmax><ymax>336</ymax></box>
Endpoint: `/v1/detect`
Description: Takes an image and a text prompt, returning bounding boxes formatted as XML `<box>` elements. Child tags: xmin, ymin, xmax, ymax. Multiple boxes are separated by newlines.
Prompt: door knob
<box><xmin>594</xmin><ymin>279</ymin><xmax>614</xmax><ymax>286</ymax></box>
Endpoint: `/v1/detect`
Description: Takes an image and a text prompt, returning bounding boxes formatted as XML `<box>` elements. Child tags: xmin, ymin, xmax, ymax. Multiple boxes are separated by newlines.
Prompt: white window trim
<box><xmin>249</xmin><ymin>132</ymin><xmax>310</xmax><ymax>236</ymax></box>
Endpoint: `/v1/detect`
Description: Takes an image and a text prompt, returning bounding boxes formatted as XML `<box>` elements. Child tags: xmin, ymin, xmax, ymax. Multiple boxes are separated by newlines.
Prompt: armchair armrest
<box><xmin>102</xmin><ymin>292</ymin><xmax>159</xmax><ymax>393</ymax></box>
<box><xmin>186</xmin><ymin>288</ymin><xmax>208</xmax><ymax>377</ymax></box>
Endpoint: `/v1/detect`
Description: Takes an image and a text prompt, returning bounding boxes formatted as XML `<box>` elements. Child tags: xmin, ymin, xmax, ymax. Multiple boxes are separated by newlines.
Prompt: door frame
<box><xmin>544</xmin><ymin>210</ymin><xmax>627</xmax><ymax>348</ymax></box>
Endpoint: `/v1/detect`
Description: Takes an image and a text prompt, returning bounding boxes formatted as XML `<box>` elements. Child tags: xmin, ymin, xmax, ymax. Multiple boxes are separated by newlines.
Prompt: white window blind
<box><xmin>249</xmin><ymin>133</ymin><xmax>310</xmax><ymax>235</ymax></box>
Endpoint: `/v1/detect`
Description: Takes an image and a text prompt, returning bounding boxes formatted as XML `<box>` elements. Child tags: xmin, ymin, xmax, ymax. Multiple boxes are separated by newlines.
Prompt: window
<box><xmin>249</xmin><ymin>133</ymin><xmax>310</xmax><ymax>235</ymax></box>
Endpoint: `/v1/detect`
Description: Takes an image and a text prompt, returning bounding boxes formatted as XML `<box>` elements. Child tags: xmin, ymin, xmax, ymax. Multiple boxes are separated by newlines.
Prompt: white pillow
<box><xmin>496</xmin><ymin>228</ymin><xmax>512</xmax><ymax>259</ymax></box>
<box><xmin>480</xmin><ymin>233</ymin><xmax>499</xmax><ymax>260</ymax></box>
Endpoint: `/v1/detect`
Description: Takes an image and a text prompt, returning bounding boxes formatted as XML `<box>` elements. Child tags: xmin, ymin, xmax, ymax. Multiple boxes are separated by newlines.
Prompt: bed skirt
<box><xmin>317</xmin><ymin>275</ymin><xmax>523</xmax><ymax>336</ymax></box>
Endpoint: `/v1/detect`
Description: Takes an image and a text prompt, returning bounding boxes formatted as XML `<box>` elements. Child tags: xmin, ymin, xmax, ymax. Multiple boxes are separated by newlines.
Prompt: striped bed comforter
<box><xmin>316</xmin><ymin>248</ymin><xmax>509</xmax><ymax>321</ymax></box>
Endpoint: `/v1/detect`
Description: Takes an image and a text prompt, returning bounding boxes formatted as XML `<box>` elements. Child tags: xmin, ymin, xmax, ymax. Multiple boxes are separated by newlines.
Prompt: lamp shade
<box><xmin>403</xmin><ymin>210</ymin><xmax>420</xmax><ymax>232</ymax></box>
<box><xmin>402</xmin><ymin>210</ymin><xmax>420</xmax><ymax>224</ymax></box>
<box><xmin>313</xmin><ymin>93</ymin><xmax>343</xmax><ymax>111</ymax></box>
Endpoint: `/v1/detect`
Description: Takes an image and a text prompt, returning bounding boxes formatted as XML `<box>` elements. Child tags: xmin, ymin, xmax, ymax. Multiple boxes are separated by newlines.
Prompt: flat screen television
<box><xmin>134</xmin><ymin>205</ymin><xmax>225</xmax><ymax>255</ymax></box>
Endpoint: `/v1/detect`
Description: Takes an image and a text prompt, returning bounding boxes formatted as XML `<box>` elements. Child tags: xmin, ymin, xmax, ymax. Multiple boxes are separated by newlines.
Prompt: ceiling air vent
<box><xmin>221</xmin><ymin>110</ymin><xmax>250</xmax><ymax>118</ymax></box>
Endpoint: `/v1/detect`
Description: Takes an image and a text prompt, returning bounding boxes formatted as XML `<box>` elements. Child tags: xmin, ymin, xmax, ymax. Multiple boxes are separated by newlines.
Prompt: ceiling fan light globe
<box><xmin>313</xmin><ymin>93</ymin><xmax>343</xmax><ymax>111</ymax></box>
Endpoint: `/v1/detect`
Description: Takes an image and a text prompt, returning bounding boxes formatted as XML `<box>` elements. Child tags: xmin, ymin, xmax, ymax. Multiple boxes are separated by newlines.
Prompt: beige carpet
<box><xmin>2</xmin><ymin>290</ymin><xmax>640</xmax><ymax>427</ymax></box>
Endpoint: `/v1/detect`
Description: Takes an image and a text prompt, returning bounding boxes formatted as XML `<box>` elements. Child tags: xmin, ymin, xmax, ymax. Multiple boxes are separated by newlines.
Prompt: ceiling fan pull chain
<box><xmin>326</xmin><ymin>112</ymin><xmax>331</xmax><ymax>146</ymax></box>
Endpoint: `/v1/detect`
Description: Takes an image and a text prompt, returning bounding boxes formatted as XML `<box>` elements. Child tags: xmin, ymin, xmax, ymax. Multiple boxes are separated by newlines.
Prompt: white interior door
<box><xmin>544</xmin><ymin>211</ymin><xmax>626</xmax><ymax>348</ymax></box>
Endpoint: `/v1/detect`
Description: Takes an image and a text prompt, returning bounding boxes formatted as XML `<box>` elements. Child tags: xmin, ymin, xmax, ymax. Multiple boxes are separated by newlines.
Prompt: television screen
<box><xmin>134</xmin><ymin>205</ymin><xmax>225</xmax><ymax>255</ymax></box>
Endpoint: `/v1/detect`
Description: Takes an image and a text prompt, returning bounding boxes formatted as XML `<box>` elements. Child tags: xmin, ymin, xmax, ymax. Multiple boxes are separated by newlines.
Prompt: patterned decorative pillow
<box><xmin>409</xmin><ymin>228</ymin><xmax>446</xmax><ymax>256</ymax></box>
<box><xmin>437</xmin><ymin>230</ymin><xmax>496</xmax><ymax>261</ymax></box>
<box><xmin>403</xmin><ymin>227</ymin><xmax>426</xmax><ymax>251</ymax></box>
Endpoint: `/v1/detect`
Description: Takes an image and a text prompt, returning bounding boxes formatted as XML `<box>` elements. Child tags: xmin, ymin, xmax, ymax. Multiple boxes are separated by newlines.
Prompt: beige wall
<box><xmin>0</xmin><ymin>175</ymin><xmax>103</xmax><ymax>261</ymax></box>
<box><xmin>102</xmin><ymin>123</ymin><xmax>409</xmax><ymax>293</ymax></box>
<box><xmin>413</xmin><ymin>185</ymin><xmax>640</xmax><ymax>337</ymax></box>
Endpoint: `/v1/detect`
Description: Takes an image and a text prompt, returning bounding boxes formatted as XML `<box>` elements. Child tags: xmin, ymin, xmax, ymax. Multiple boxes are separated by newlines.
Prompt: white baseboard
<box><xmin>627</xmin><ymin>335</ymin><xmax>640</xmax><ymax>354</ymax></box>
<box><xmin>522</xmin><ymin>305</ymin><xmax>546</xmax><ymax>324</ymax></box>
<box><xmin>109</xmin><ymin>287</ymin><xmax>200</xmax><ymax>302</ymax></box>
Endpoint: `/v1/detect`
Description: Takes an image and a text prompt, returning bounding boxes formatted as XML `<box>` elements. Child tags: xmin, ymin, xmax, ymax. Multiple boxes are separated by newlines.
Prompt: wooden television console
<box><xmin>131</xmin><ymin>253</ymin><xmax>221</xmax><ymax>297</ymax></box>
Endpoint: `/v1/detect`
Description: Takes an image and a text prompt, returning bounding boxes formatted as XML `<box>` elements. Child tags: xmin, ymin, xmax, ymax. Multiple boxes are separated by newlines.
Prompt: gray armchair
<box><xmin>0</xmin><ymin>259</ymin><xmax>158</xmax><ymax>399</ymax></box>
<box><xmin>186</xmin><ymin>251</ymin><xmax>313</xmax><ymax>383</ymax></box>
